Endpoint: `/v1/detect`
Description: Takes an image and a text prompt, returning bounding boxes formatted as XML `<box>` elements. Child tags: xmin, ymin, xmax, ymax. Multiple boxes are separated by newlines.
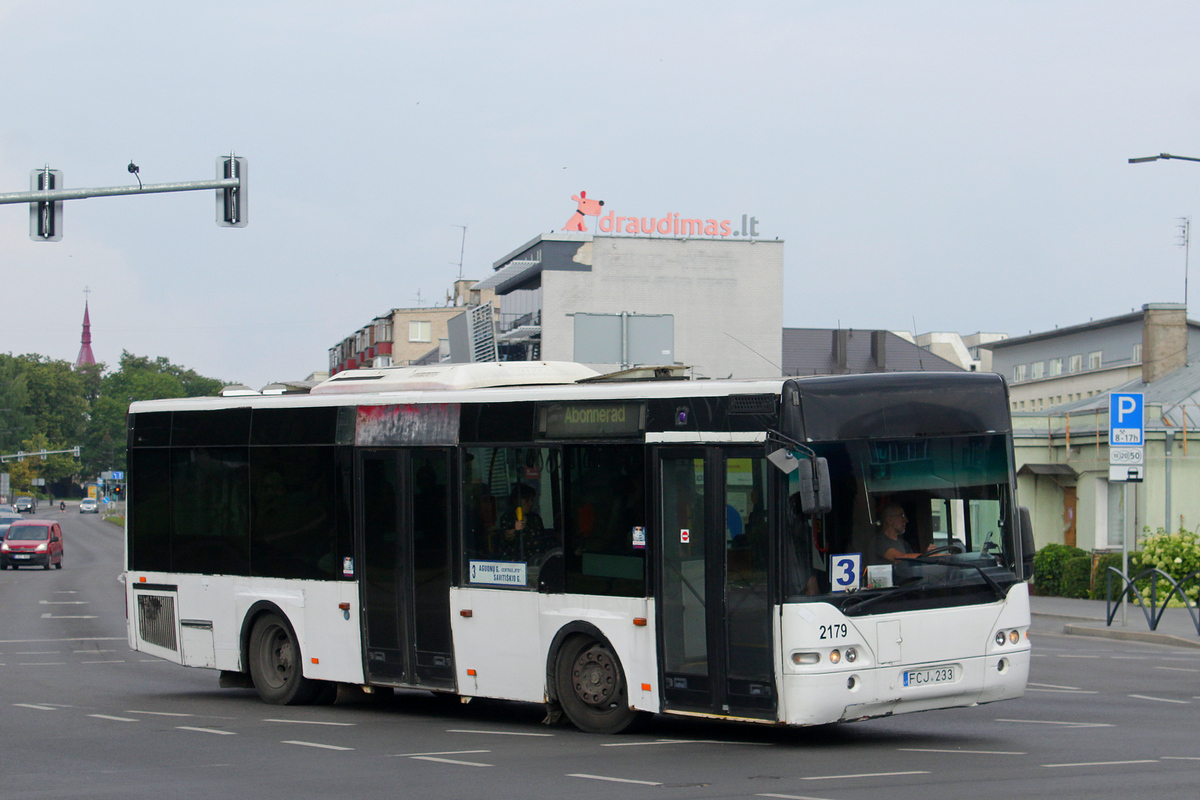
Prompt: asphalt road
<box><xmin>1</xmin><ymin>506</ymin><xmax>1197</xmax><ymax>800</ymax></box>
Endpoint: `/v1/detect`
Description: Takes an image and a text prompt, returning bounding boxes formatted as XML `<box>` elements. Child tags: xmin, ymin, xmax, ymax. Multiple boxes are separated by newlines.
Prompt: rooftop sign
<box><xmin>562</xmin><ymin>191</ymin><xmax>761</xmax><ymax>238</ymax></box>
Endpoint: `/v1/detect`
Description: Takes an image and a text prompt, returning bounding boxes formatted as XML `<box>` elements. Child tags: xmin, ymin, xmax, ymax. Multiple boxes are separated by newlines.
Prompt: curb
<box><xmin>1057</xmin><ymin>622</ymin><xmax>1200</xmax><ymax>650</ymax></box>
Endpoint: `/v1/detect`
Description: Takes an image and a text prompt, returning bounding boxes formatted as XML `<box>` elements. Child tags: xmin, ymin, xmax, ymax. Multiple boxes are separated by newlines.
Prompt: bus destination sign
<box><xmin>539</xmin><ymin>402</ymin><xmax>645</xmax><ymax>439</ymax></box>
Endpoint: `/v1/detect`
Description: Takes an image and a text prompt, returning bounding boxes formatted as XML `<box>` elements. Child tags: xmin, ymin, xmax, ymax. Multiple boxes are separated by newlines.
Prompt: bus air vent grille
<box><xmin>136</xmin><ymin>593</ymin><xmax>178</xmax><ymax>652</ymax></box>
<box><xmin>729</xmin><ymin>394</ymin><xmax>776</xmax><ymax>414</ymax></box>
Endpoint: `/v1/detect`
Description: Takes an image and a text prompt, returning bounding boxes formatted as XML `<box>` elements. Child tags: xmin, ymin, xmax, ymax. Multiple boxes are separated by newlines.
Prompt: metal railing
<box><xmin>1104</xmin><ymin>567</ymin><xmax>1200</xmax><ymax>635</ymax></box>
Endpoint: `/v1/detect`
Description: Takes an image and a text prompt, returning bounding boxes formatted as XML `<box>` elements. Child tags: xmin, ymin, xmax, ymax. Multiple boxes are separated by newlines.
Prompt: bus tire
<box><xmin>248</xmin><ymin>612</ymin><xmax>320</xmax><ymax>705</ymax></box>
<box><xmin>554</xmin><ymin>635</ymin><xmax>642</xmax><ymax>734</ymax></box>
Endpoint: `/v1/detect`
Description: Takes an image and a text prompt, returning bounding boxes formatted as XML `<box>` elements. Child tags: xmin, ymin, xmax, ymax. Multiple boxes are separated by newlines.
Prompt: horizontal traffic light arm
<box><xmin>0</xmin><ymin>176</ymin><xmax>239</xmax><ymax>205</ymax></box>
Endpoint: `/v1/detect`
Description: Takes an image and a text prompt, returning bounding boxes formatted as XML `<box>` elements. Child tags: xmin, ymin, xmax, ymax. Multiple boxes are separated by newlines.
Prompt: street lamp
<box><xmin>1129</xmin><ymin>152</ymin><xmax>1200</xmax><ymax>164</ymax></box>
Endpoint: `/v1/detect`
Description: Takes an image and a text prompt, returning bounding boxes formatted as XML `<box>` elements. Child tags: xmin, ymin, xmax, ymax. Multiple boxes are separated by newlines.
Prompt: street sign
<box><xmin>1109</xmin><ymin>392</ymin><xmax>1145</xmax><ymax>482</ymax></box>
<box><xmin>111</xmin><ymin>471</ymin><xmax>124</xmax><ymax>480</ymax></box>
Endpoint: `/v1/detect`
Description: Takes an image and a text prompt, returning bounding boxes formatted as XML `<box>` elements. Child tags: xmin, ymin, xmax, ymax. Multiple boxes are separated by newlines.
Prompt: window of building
<box><xmin>1014</xmin><ymin>364</ymin><xmax>1027</xmax><ymax>382</ymax></box>
<box><xmin>1048</xmin><ymin>358</ymin><xmax>1063</xmax><ymax>377</ymax></box>
<box><xmin>1133</xmin><ymin>343</ymin><xmax>1142</xmax><ymax>362</ymax></box>
<box><xmin>1089</xmin><ymin>350</ymin><xmax>1102</xmax><ymax>370</ymax></box>
<box><xmin>1068</xmin><ymin>354</ymin><xmax>1082</xmax><ymax>374</ymax></box>
<box><xmin>1031</xmin><ymin>361</ymin><xmax>1044</xmax><ymax>380</ymax></box>
<box><xmin>409</xmin><ymin>321</ymin><xmax>432</xmax><ymax>343</ymax></box>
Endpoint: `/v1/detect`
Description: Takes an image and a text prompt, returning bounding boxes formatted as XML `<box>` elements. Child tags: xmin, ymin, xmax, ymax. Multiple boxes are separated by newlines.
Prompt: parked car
<box><xmin>0</xmin><ymin>513</ymin><xmax>21</xmax><ymax>539</ymax></box>
<box><xmin>79</xmin><ymin>498</ymin><xmax>99</xmax><ymax>514</ymax></box>
<box><xmin>14</xmin><ymin>497</ymin><xmax>36</xmax><ymax>513</ymax></box>
<box><xmin>1</xmin><ymin>520</ymin><xmax>64</xmax><ymax>569</ymax></box>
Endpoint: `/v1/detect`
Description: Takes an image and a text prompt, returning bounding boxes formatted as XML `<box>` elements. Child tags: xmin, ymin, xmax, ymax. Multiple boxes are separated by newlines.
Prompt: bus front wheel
<box><xmin>555</xmin><ymin>635</ymin><xmax>643</xmax><ymax>734</ymax></box>
<box><xmin>248</xmin><ymin>612</ymin><xmax>321</xmax><ymax>705</ymax></box>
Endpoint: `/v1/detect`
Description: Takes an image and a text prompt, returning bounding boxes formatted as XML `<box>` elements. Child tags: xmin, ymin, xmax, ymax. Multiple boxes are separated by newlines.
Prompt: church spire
<box><xmin>74</xmin><ymin>289</ymin><xmax>95</xmax><ymax>368</ymax></box>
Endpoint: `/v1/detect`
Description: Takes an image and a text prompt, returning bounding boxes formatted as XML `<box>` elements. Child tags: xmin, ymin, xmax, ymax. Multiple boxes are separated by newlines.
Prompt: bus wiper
<box><xmin>909</xmin><ymin>555</ymin><xmax>1008</xmax><ymax>601</ymax></box>
<box><xmin>839</xmin><ymin>584</ymin><xmax>927</xmax><ymax>616</ymax></box>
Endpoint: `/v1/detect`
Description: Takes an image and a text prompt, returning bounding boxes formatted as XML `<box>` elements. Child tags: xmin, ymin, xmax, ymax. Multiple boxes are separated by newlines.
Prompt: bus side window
<box><xmin>562</xmin><ymin>445</ymin><xmax>646</xmax><ymax>598</ymax></box>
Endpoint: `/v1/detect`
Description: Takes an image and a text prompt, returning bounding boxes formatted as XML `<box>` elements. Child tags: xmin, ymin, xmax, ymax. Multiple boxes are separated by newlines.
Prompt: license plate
<box><xmin>904</xmin><ymin>665</ymin><xmax>955</xmax><ymax>687</ymax></box>
<box><xmin>13</xmin><ymin>554</ymin><xmax>30</xmax><ymax>559</ymax></box>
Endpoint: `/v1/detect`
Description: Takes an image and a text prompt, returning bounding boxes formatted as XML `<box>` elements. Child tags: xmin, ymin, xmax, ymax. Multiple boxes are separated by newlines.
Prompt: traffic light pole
<box><xmin>0</xmin><ymin>176</ymin><xmax>239</xmax><ymax>204</ymax></box>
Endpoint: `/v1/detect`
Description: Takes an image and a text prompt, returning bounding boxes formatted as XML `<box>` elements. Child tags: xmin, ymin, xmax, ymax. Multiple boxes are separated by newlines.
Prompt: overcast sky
<box><xmin>3</xmin><ymin>1</ymin><xmax>1200</xmax><ymax>387</ymax></box>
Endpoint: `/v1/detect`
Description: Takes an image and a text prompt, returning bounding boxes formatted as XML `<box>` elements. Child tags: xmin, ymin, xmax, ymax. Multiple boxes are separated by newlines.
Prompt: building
<box><xmin>74</xmin><ymin>301</ymin><xmax>95</xmax><ymax>369</ymax></box>
<box><xmin>782</xmin><ymin>328</ymin><xmax>963</xmax><ymax>375</ymax></box>
<box><xmin>985</xmin><ymin>304</ymin><xmax>1200</xmax><ymax>412</ymax></box>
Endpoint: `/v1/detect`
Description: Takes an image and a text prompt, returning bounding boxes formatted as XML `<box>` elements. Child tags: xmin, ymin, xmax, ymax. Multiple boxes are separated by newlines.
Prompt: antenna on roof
<box><xmin>452</xmin><ymin>224</ymin><xmax>468</xmax><ymax>279</ymax></box>
<box><xmin>1178</xmin><ymin>217</ymin><xmax>1190</xmax><ymax>309</ymax></box>
<box><xmin>913</xmin><ymin>315</ymin><xmax>925</xmax><ymax>370</ymax></box>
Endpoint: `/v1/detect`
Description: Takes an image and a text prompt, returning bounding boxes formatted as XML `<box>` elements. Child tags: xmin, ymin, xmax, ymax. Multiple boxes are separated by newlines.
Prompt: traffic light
<box><xmin>215</xmin><ymin>155</ymin><xmax>247</xmax><ymax>227</ymax></box>
<box><xmin>112</xmin><ymin>484</ymin><xmax>123</xmax><ymax>499</ymax></box>
<box><xmin>29</xmin><ymin>168</ymin><xmax>63</xmax><ymax>242</ymax></box>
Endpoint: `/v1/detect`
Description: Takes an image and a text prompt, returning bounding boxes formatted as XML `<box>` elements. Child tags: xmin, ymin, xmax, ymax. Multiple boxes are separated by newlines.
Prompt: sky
<box><xmin>3</xmin><ymin>1</ymin><xmax>1200</xmax><ymax>388</ymax></box>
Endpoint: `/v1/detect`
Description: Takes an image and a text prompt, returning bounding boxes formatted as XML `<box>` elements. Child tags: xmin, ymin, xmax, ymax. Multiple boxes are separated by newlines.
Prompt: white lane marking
<box><xmin>39</xmin><ymin>600</ymin><xmax>90</xmax><ymax>605</ymax></box>
<box><xmin>82</xmin><ymin>660</ymin><xmax>125</xmax><ymax>664</ymax></box>
<box><xmin>127</xmin><ymin>710</ymin><xmax>196</xmax><ymax>717</ymax></box>
<box><xmin>54</xmin><ymin>591</ymin><xmax>79</xmax><ymax>593</ymax></box>
<box><xmin>74</xmin><ymin>650</ymin><xmax>116</xmax><ymax>653</ymax></box>
<box><xmin>1043</xmin><ymin>760</ymin><xmax>1158</xmax><ymax>768</ymax></box>
<box><xmin>89</xmin><ymin>714</ymin><xmax>138</xmax><ymax>723</ymax></box>
<box><xmin>1029</xmin><ymin>682</ymin><xmax>1083</xmax><ymax>690</ymax></box>
<box><xmin>411</xmin><ymin>756</ymin><xmax>492</xmax><ymax>767</ymax></box>
<box><xmin>13</xmin><ymin>703</ymin><xmax>57</xmax><ymax>711</ymax></box>
<box><xmin>602</xmin><ymin>738</ymin><xmax>773</xmax><ymax>747</ymax></box>
<box><xmin>393</xmin><ymin>750</ymin><xmax>491</xmax><ymax>757</ymax></box>
<box><xmin>1129</xmin><ymin>694</ymin><xmax>1190</xmax><ymax>704</ymax></box>
<box><xmin>569</xmin><ymin>773</ymin><xmax>662</xmax><ymax>786</ymax></box>
<box><xmin>16</xmin><ymin>651</ymin><xmax>60</xmax><ymax>655</ymax></box>
<box><xmin>1026</xmin><ymin>688</ymin><xmax>1098</xmax><ymax>694</ymax></box>
<box><xmin>282</xmin><ymin>740</ymin><xmax>353</xmax><ymax>751</ymax></box>
<box><xmin>177</xmin><ymin>726</ymin><xmax>236</xmax><ymax>735</ymax></box>
<box><xmin>263</xmin><ymin>718</ymin><xmax>355</xmax><ymax>726</ymax></box>
<box><xmin>802</xmin><ymin>771</ymin><xmax>929</xmax><ymax>781</ymax></box>
<box><xmin>898</xmin><ymin>748</ymin><xmax>1026</xmax><ymax>755</ymax></box>
<box><xmin>1110</xmin><ymin>656</ymin><xmax>1149</xmax><ymax>660</ymax></box>
<box><xmin>39</xmin><ymin>613</ymin><xmax>98</xmax><ymax>619</ymax></box>
<box><xmin>18</xmin><ymin>662</ymin><xmax>67</xmax><ymax>666</ymax></box>
<box><xmin>1154</xmin><ymin>666</ymin><xmax>1200</xmax><ymax>673</ymax></box>
<box><xmin>997</xmin><ymin>719</ymin><xmax>1114</xmax><ymax>728</ymax></box>
<box><xmin>756</xmin><ymin>794</ymin><xmax>835</xmax><ymax>800</ymax></box>
<box><xmin>447</xmin><ymin>728</ymin><xmax>554</xmax><ymax>737</ymax></box>
<box><xmin>1162</xmin><ymin>756</ymin><xmax>1200</xmax><ymax>760</ymax></box>
<box><xmin>1056</xmin><ymin>655</ymin><xmax>1102</xmax><ymax>659</ymax></box>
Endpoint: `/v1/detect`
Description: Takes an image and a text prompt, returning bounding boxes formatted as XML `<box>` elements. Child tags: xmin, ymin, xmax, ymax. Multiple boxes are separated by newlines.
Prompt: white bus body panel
<box><xmin>450</xmin><ymin>587</ymin><xmax>659</xmax><ymax>712</ymax></box>
<box><xmin>777</xmin><ymin>583</ymin><xmax>1031</xmax><ymax>726</ymax></box>
<box><xmin>126</xmin><ymin>572</ymin><xmax>365</xmax><ymax>684</ymax></box>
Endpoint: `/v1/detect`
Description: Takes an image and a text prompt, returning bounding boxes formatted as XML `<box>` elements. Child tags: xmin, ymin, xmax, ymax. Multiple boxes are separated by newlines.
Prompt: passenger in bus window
<box><xmin>875</xmin><ymin>503</ymin><xmax>934</xmax><ymax>563</ymax></box>
<box><xmin>494</xmin><ymin>483</ymin><xmax>547</xmax><ymax>562</ymax></box>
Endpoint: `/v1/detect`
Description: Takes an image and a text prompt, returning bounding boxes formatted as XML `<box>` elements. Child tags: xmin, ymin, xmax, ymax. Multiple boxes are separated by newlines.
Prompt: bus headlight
<box><xmin>791</xmin><ymin>652</ymin><xmax>820</xmax><ymax>665</ymax></box>
<box><xmin>845</xmin><ymin>647</ymin><xmax>858</xmax><ymax>663</ymax></box>
<box><xmin>995</xmin><ymin>630</ymin><xmax>1006</xmax><ymax>646</ymax></box>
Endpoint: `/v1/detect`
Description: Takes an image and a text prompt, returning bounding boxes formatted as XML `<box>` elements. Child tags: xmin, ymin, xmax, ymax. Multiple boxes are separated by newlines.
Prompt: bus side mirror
<box><xmin>1018</xmin><ymin>505</ymin><xmax>1035</xmax><ymax>580</ymax></box>
<box><xmin>798</xmin><ymin>457</ymin><xmax>832</xmax><ymax>516</ymax></box>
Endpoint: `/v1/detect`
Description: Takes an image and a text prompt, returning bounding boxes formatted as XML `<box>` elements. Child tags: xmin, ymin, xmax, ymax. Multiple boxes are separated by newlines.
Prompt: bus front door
<box><xmin>658</xmin><ymin>448</ymin><xmax>776</xmax><ymax>720</ymax></box>
<box><xmin>357</xmin><ymin>449</ymin><xmax>456</xmax><ymax>691</ymax></box>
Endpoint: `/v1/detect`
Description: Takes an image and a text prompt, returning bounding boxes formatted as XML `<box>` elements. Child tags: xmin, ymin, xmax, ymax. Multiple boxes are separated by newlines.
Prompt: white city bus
<box><xmin>124</xmin><ymin>362</ymin><xmax>1033</xmax><ymax>733</ymax></box>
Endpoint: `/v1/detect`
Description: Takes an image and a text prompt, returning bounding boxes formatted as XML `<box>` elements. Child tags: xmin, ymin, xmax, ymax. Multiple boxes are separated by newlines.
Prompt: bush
<box><xmin>1090</xmin><ymin>552</ymin><xmax>1131</xmax><ymax>600</ymax></box>
<box><xmin>1133</xmin><ymin>528</ymin><xmax>1200</xmax><ymax>608</ymax></box>
<box><xmin>1033</xmin><ymin>543</ymin><xmax>1088</xmax><ymax>596</ymax></box>
<box><xmin>1060</xmin><ymin>556</ymin><xmax>1093</xmax><ymax>598</ymax></box>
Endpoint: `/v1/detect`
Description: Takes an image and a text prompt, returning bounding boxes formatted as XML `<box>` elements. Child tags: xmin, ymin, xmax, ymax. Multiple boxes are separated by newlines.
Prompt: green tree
<box><xmin>16</xmin><ymin>354</ymin><xmax>88</xmax><ymax>445</ymax></box>
<box><xmin>0</xmin><ymin>355</ymin><xmax>36</xmax><ymax>454</ymax></box>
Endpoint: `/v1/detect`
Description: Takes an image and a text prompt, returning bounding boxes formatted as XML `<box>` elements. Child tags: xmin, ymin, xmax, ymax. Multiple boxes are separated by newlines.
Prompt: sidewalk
<box><xmin>1030</xmin><ymin>594</ymin><xmax>1200</xmax><ymax>650</ymax></box>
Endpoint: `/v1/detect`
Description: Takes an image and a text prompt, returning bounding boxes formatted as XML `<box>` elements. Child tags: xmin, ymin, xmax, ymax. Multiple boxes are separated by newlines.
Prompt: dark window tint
<box><xmin>412</xmin><ymin>450</ymin><xmax>453</xmax><ymax>658</ymax></box>
<box><xmin>128</xmin><ymin>448</ymin><xmax>171</xmax><ymax>571</ymax></box>
<box><xmin>251</xmin><ymin>407</ymin><xmax>339</xmax><ymax>446</ymax></box>
<box><xmin>563</xmin><ymin>445</ymin><xmax>646</xmax><ymax>597</ymax></box>
<box><xmin>130</xmin><ymin>412</ymin><xmax>172</xmax><ymax>447</ymax></box>
<box><xmin>249</xmin><ymin>447</ymin><xmax>337</xmax><ymax>579</ymax></box>
<box><xmin>172</xmin><ymin>408</ymin><xmax>251</xmax><ymax>447</ymax></box>
<box><xmin>460</xmin><ymin>403</ymin><xmax>535</xmax><ymax>443</ymax></box>
<box><xmin>171</xmin><ymin>448</ymin><xmax>249</xmax><ymax>575</ymax></box>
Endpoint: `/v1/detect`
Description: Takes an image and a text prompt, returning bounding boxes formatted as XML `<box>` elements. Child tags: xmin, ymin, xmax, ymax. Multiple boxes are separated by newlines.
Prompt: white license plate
<box><xmin>13</xmin><ymin>554</ymin><xmax>31</xmax><ymax>559</ymax></box>
<box><xmin>904</xmin><ymin>665</ymin><xmax>955</xmax><ymax>687</ymax></box>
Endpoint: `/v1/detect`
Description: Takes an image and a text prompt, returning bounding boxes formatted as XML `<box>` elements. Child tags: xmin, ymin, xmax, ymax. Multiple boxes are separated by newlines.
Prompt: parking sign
<box><xmin>1109</xmin><ymin>392</ymin><xmax>1144</xmax><ymax>482</ymax></box>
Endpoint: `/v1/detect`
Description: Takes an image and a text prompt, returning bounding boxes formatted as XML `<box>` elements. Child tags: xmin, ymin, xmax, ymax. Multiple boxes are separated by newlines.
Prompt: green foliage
<box><xmin>1060</xmin><ymin>556</ymin><xmax>1093</xmax><ymax>599</ymax></box>
<box><xmin>1033</xmin><ymin>543</ymin><xmax>1088</xmax><ymax>596</ymax></box>
<box><xmin>1090</xmin><ymin>552</ymin><xmax>1131</xmax><ymax>600</ymax></box>
<box><xmin>1133</xmin><ymin>528</ymin><xmax>1200</xmax><ymax>608</ymax></box>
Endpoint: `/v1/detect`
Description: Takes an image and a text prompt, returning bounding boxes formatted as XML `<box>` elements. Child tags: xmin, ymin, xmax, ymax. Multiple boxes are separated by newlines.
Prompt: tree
<box><xmin>0</xmin><ymin>355</ymin><xmax>36</xmax><ymax>454</ymax></box>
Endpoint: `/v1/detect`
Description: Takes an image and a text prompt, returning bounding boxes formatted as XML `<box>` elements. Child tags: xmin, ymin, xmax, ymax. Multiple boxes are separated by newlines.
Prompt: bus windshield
<box><xmin>784</xmin><ymin>433</ymin><xmax>1018</xmax><ymax>613</ymax></box>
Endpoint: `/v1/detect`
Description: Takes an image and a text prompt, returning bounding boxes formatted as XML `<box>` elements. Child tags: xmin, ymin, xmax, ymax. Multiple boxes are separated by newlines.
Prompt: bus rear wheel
<box><xmin>555</xmin><ymin>636</ymin><xmax>642</xmax><ymax>734</ymax></box>
<box><xmin>248</xmin><ymin>612</ymin><xmax>321</xmax><ymax>705</ymax></box>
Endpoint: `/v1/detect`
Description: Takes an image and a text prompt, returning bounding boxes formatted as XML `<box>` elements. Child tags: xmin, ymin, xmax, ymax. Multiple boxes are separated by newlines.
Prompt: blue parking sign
<box><xmin>1109</xmin><ymin>393</ymin><xmax>1144</xmax><ymax>446</ymax></box>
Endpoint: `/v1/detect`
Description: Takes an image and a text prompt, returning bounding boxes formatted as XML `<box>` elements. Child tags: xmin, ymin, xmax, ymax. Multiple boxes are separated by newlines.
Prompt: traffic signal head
<box><xmin>216</xmin><ymin>156</ymin><xmax>247</xmax><ymax>227</ymax></box>
<box><xmin>29</xmin><ymin>168</ymin><xmax>63</xmax><ymax>242</ymax></box>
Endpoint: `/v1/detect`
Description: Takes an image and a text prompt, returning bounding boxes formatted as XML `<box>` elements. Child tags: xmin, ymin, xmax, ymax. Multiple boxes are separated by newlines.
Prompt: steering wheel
<box><xmin>924</xmin><ymin>543</ymin><xmax>965</xmax><ymax>556</ymax></box>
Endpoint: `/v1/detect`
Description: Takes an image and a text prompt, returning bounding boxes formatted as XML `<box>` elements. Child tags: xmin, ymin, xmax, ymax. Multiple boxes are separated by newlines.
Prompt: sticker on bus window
<box><xmin>830</xmin><ymin>553</ymin><xmax>862</xmax><ymax>592</ymax></box>
<box><xmin>342</xmin><ymin>557</ymin><xmax>354</xmax><ymax>578</ymax></box>
<box><xmin>469</xmin><ymin>560</ymin><xmax>527</xmax><ymax>586</ymax></box>
<box><xmin>632</xmin><ymin>526</ymin><xmax>646</xmax><ymax>549</ymax></box>
<box><xmin>680</xmin><ymin>528</ymin><xmax>690</xmax><ymax>544</ymax></box>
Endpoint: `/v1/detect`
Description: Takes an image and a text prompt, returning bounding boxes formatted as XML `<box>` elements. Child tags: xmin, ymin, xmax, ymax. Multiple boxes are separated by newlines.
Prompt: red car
<box><xmin>1</xmin><ymin>520</ymin><xmax>64</xmax><ymax>570</ymax></box>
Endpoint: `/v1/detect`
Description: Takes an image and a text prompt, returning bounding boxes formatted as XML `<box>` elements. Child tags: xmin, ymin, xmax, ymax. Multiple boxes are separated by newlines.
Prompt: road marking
<box><xmin>177</xmin><ymin>726</ymin><xmax>236</xmax><ymax>735</ymax></box>
<box><xmin>1154</xmin><ymin>666</ymin><xmax>1200</xmax><ymax>673</ymax></box>
<box><xmin>412</xmin><ymin>756</ymin><xmax>492</xmax><ymax>767</ymax></box>
<box><xmin>602</xmin><ymin>738</ymin><xmax>773</xmax><ymax>747</ymax></box>
<box><xmin>13</xmin><ymin>703</ymin><xmax>57</xmax><ymax>711</ymax></box>
<box><xmin>0</xmin><ymin>637</ymin><xmax>123</xmax><ymax>643</ymax></box>
<box><xmin>756</xmin><ymin>794</ymin><xmax>836</xmax><ymax>800</ymax></box>
<box><xmin>1043</xmin><ymin>760</ymin><xmax>1158</xmax><ymax>768</ymax></box>
<box><xmin>282</xmin><ymin>740</ymin><xmax>353</xmax><ymax>751</ymax></box>
<box><xmin>898</xmin><ymin>748</ymin><xmax>1025</xmax><ymax>755</ymax></box>
<box><xmin>39</xmin><ymin>613</ymin><xmax>98</xmax><ymax>620</ymax></box>
<box><xmin>447</xmin><ymin>729</ymin><xmax>554</xmax><ymax>737</ymax></box>
<box><xmin>1026</xmin><ymin>688</ymin><xmax>1098</xmax><ymax>694</ymax></box>
<box><xmin>1056</xmin><ymin>654</ymin><xmax>1102</xmax><ymax>659</ymax></box>
<box><xmin>1129</xmin><ymin>694</ymin><xmax>1189</xmax><ymax>704</ymax></box>
<box><xmin>263</xmin><ymin>718</ymin><xmax>356</xmax><ymax>726</ymax></box>
<box><xmin>1029</xmin><ymin>682</ymin><xmax>1082</xmax><ymax>690</ymax></box>
<box><xmin>82</xmin><ymin>660</ymin><xmax>126</xmax><ymax>664</ymax></box>
<box><xmin>127</xmin><ymin>710</ymin><xmax>196</xmax><ymax>717</ymax></box>
<box><xmin>393</xmin><ymin>750</ymin><xmax>491</xmax><ymax>757</ymax></box>
<box><xmin>1162</xmin><ymin>756</ymin><xmax>1200</xmax><ymax>760</ymax></box>
<box><xmin>569</xmin><ymin>773</ymin><xmax>663</xmax><ymax>786</ymax></box>
<box><xmin>16</xmin><ymin>651</ymin><xmax>60</xmax><ymax>655</ymax></box>
<box><xmin>74</xmin><ymin>650</ymin><xmax>116</xmax><ymax>653</ymax></box>
<box><xmin>802</xmin><ymin>771</ymin><xmax>929</xmax><ymax>781</ymax></box>
<box><xmin>1110</xmin><ymin>656</ymin><xmax>1149</xmax><ymax>660</ymax></box>
<box><xmin>39</xmin><ymin>600</ymin><xmax>90</xmax><ymax>605</ymax></box>
<box><xmin>89</xmin><ymin>714</ymin><xmax>138</xmax><ymax>723</ymax></box>
<box><xmin>19</xmin><ymin>662</ymin><xmax>67</xmax><ymax>666</ymax></box>
<box><xmin>997</xmin><ymin>719</ymin><xmax>1114</xmax><ymax>728</ymax></box>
